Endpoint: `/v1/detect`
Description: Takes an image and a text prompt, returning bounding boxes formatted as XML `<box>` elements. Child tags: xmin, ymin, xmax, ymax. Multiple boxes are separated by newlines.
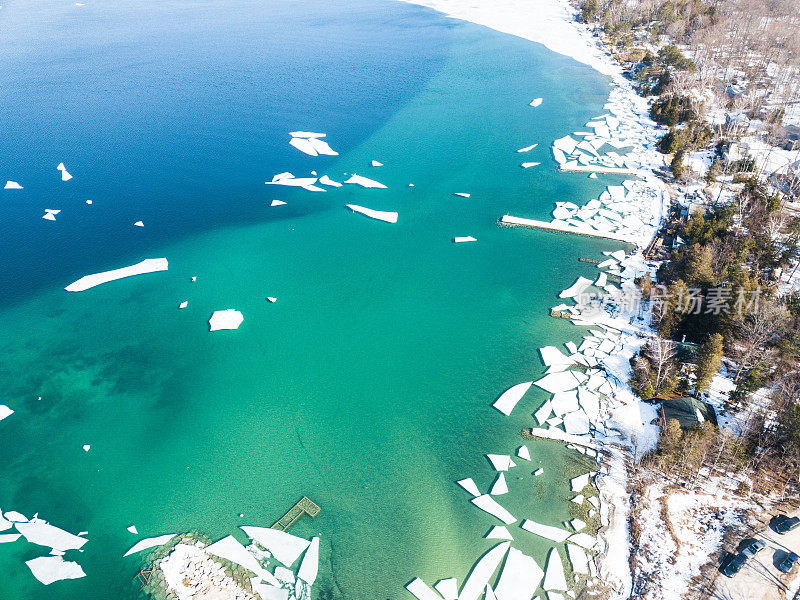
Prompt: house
<box><xmin>659</xmin><ymin>397</ymin><xmax>717</xmax><ymax>429</ymax></box>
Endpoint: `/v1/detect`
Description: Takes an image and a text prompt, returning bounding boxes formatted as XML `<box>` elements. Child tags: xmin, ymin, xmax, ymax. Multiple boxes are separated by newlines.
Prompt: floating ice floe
<box><xmin>266</xmin><ymin>297</ymin><xmax>277</xmax><ymax>303</ymax></box>
<box><xmin>520</xmin><ymin>520</ymin><xmax>570</xmax><ymax>542</ymax></box>
<box><xmin>289</xmin><ymin>131</ymin><xmax>326</xmax><ymax>138</ymax></box>
<box><xmin>0</xmin><ymin>533</ymin><xmax>20</xmax><ymax>543</ymax></box>
<box><xmin>206</xmin><ymin>535</ymin><xmax>280</xmax><ymax>586</ymax></box>
<box><xmin>485</xmin><ymin>526</ymin><xmax>513</xmax><ymax>541</ymax></box>
<box><xmin>550</xmin><ymin>391</ymin><xmax>579</xmax><ymax>416</ymax></box>
<box><xmin>539</xmin><ymin>347</ymin><xmax>574</xmax><ymax>368</ymax></box>
<box><xmin>127</xmin><ymin>525</ymin><xmax>138</xmax><ymax>534</ymax></box>
<box><xmin>123</xmin><ymin>533</ymin><xmax>177</xmax><ymax>557</ymax></box>
<box><xmin>26</xmin><ymin>556</ymin><xmax>85</xmax><ymax>585</ymax></box>
<box><xmin>370</xmin><ymin>160</ymin><xmax>383</xmax><ymax>167</ymax></box>
<box><xmin>534</xmin><ymin>371</ymin><xmax>581</xmax><ymax>394</ymax></box>
<box><xmin>454</xmin><ymin>192</ymin><xmax>470</xmax><ymax>198</ymax></box>
<box><xmin>252</xmin><ymin>581</ymin><xmax>289</xmax><ymax>600</ymax></box>
<box><xmin>57</xmin><ymin>163</ymin><xmax>72</xmax><ymax>181</ymax></box>
<box><xmin>470</xmin><ymin>495</ymin><xmax>516</xmax><ymax>524</ymax></box>
<box><xmin>543</xmin><ymin>547</ymin><xmax>567</xmax><ymax>591</ymax></box>
<box><xmin>568</xmin><ymin>532</ymin><xmax>596</xmax><ymax>550</ymax></box>
<box><xmin>530</xmin><ymin>98</ymin><xmax>543</xmax><ymax>107</ymax></box>
<box><xmin>406</xmin><ymin>578</ymin><xmax>442</xmax><ymax>600</ymax></box>
<box><xmin>521</xmin><ymin>162</ymin><xmax>540</xmax><ymax>168</ymax></box>
<box><xmin>457</xmin><ymin>478</ymin><xmax>481</xmax><ymax>497</ymax></box>
<box><xmin>208</xmin><ymin>309</ymin><xmax>243</xmax><ymax>332</ymax></box>
<box><xmin>82</xmin><ymin>445</ymin><xmax>90</xmax><ymax>452</ymax></box>
<box><xmin>566</xmin><ymin>544</ymin><xmax>590</xmax><ymax>575</ymax></box>
<box><xmin>489</xmin><ymin>473</ymin><xmax>508</xmax><ymax>495</ymax></box>
<box><xmin>534</xmin><ymin>400</ymin><xmax>553</xmax><ymax>424</ymax></box>
<box><xmin>345</xmin><ymin>204</ymin><xmax>397</xmax><ymax>223</ymax></box>
<box><xmin>240</xmin><ymin>526</ymin><xmax>310</xmax><ymax>567</ymax></box>
<box><xmin>0</xmin><ymin>512</ymin><xmax>11</xmax><ymax>531</ymax></box>
<box><xmin>134</xmin><ymin>221</ymin><xmax>144</xmax><ymax>227</ymax></box>
<box><xmin>589</xmin><ymin>172</ymin><xmax>598</xmax><ymax>179</ymax></box>
<box><xmin>434</xmin><ymin>577</ymin><xmax>458</xmax><ymax>600</ymax></box>
<box><xmin>492</xmin><ymin>381</ymin><xmax>533</xmax><ymax>416</ymax></box>
<box><xmin>516</xmin><ymin>446</ymin><xmax>530</xmax><ymax>461</ymax></box>
<box><xmin>42</xmin><ymin>209</ymin><xmax>60</xmax><ymax>221</ymax></box>
<box><xmin>265</xmin><ymin>173</ymin><xmax>325</xmax><ymax>192</ymax></box>
<box><xmin>0</xmin><ymin>405</ymin><xmax>13</xmax><ymax>422</ymax></box>
<box><xmin>570</xmin><ymin>473</ymin><xmax>591</xmax><ymax>492</ymax></box>
<box><xmin>4</xmin><ymin>181</ymin><xmax>22</xmax><ymax>189</ymax></box>
<box><xmin>517</xmin><ymin>144</ymin><xmax>537</xmax><ymax>153</ymax></box>
<box><xmin>454</xmin><ymin>236</ymin><xmax>477</xmax><ymax>243</ymax></box>
<box><xmin>458</xmin><ymin>542</ymin><xmax>510</xmax><ymax>600</ymax></box>
<box><xmin>559</xmin><ymin>276</ymin><xmax>593</xmax><ymax>299</ymax></box>
<box><xmin>5</xmin><ymin>511</ymin><xmax>27</xmax><ymax>522</ymax></box>
<box><xmin>533</xmin><ymin>468</ymin><xmax>544</xmax><ymax>476</ymax></box>
<box><xmin>297</xmin><ymin>536</ymin><xmax>319</xmax><ymax>585</ymax></box>
<box><xmin>288</xmin><ymin>133</ymin><xmax>338</xmax><ymax>156</ymax></box>
<box><xmin>318</xmin><ymin>175</ymin><xmax>342</xmax><ymax>187</ymax></box>
<box><xmin>570</xmin><ymin>518</ymin><xmax>586</xmax><ymax>532</ymax></box>
<box><xmin>270</xmin><ymin>200</ymin><xmax>287</xmax><ymax>207</ymax></box>
<box><xmin>178</xmin><ymin>301</ymin><xmax>188</xmax><ymax>309</ymax></box>
<box><xmin>65</xmin><ymin>258</ymin><xmax>168</xmax><ymax>292</ymax></box>
<box><xmin>344</xmin><ymin>174</ymin><xmax>387</xmax><ymax>189</ymax></box>
<box><xmin>486</xmin><ymin>454</ymin><xmax>514</xmax><ymax>471</ymax></box>
<box><xmin>563</xmin><ymin>412</ymin><xmax>590</xmax><ymax>435</ymax></box>
<box><xmin>86</xmin><ymin>199</ymin><xmax>93</xmax><ymax>204</ymax></box>
<box><xmin>493</xmin><ymin>547</ymin><xmax>543</xmax><ymax>600</ymax></box>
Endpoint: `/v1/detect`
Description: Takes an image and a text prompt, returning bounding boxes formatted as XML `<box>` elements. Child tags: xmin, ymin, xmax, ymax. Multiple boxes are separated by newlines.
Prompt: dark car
<box><xmin>720</xmin><ymin>552</ymin><xmax>747</xmax><ymax>577</ymax></box>
<box><xmin>778</xmin><ymin>552</ymin><xmax>799</xmax><ymax>574</ymax></box>
<box><xmin>773</xmin><ymin>515</ymin><xmax>800</xmax><ymax>534</ymax></box>
<box><xmin>740</xmin><ymin>539</ymin><xmax>766</xmax><ymax>557</ymax></box>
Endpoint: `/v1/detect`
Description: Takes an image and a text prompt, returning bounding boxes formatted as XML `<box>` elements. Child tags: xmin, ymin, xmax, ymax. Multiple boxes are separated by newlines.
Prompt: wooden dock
<box><xmin>499</xmin><ymin>215</ymin><xmax>623</xmax><ymax>241</ymax></box>
<box><xmin>272</xmin><ymin>496</ymin><xmax>321</xmax><ymax>531</ymax></box>
<box><xmin>559</xmin><ymin>164</ymin><xmax>642</xmax><ymax>176</ymax></box>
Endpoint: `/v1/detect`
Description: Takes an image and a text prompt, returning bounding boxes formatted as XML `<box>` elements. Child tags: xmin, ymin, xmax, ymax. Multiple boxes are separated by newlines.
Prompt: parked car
<box><xmin>740</xmin><ymin>538</ymin><xmax>766</xmax><ymax>557</ymax></box>
<box><xmin>778</xmin><ymin>552</ymin><xmax>799</xmax><ymax>574</ymax></box>
<box><xmin>772</xmin><ymin>515</ymin><xmax>800</xmax><ymax>534</ymax></box>
<box><xmin>720</xmin><ymin>552</ymin><xmax>747</xmax><ymax>577</ymax></box>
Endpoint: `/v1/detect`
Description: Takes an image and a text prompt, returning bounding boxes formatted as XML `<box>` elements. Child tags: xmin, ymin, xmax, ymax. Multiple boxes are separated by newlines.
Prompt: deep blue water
<box><xmin>0</xmin><ymin>0</ymin><xmax>450</xmax><ymax>307</ymax></box>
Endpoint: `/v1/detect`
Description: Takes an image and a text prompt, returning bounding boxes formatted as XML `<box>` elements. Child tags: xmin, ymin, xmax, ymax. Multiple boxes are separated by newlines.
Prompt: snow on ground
<box><xmin>397</xmin><ymin>0</ymin><xmax>619</xmax><ymax>77</ymax></box>
<box><xmin>633</xmin><ymin>482</ymin><xmax>752</xmax><ymax>600</ymax></box>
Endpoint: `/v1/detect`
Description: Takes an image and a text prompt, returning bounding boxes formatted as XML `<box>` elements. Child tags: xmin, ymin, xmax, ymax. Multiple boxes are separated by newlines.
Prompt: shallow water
<box><xmin>0</xmin><ymin>1</ymin><xmax>623</xmax><ymax>598</ymax></box>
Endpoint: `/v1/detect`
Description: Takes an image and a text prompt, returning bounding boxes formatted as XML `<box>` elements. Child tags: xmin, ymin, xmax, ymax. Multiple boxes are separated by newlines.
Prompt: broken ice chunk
<box><xmin>208</xmin><ymin>309</ymin><xmax>243</xmax><ymax>331</ymax></box>
<box><xmin>26</xmin><ymin>556</ymin><xmax>85</xmax><ymax>585</ymax></box>
<box><xmin>343</xmin><ymin>174</ymin><xmax>387</xmax><ymax>189</ymax></box>
<box><xmin>492</xmin><ymin>381</ymin><xmax>533</xmax><ymax>416</ymax></box>
<box><xmin>123</xmin><ymin>534</ymin><xmax>176</xmax><ymax>557</ymax></box>
<box><xmin>457</xmin><ymin>478</ymin><xmax>481</xmax><ymax>497</ymax></box>
<box><xmin>471</xmin><ymin>495</ymin><xmax>516</xmax><ymax>524</ymax></box>
<box><xmin>345</xmin><ymin>204</ymin><xmax>397</xmax><ymax>223</ymax></box>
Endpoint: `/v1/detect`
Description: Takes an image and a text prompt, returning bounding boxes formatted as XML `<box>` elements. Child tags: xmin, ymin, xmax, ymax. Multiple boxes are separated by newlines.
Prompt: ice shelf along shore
<box><xmin>64</xmin><ymin>258</ymin><xmax>168</xmax><ymax>292</ymax></box>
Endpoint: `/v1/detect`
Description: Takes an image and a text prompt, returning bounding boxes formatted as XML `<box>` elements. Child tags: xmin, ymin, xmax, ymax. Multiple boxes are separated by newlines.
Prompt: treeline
<box><xmin>630</xmin><ymin>178</ymin><xmax>800</xmax><ymax>475</ymax></box>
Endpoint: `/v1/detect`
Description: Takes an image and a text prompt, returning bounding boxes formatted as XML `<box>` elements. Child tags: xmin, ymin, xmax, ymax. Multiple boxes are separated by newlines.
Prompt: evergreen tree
<box><xmin>695</xmin><ymin>333</ymin><xmax>724</xmax><ymax>392</ymax></box>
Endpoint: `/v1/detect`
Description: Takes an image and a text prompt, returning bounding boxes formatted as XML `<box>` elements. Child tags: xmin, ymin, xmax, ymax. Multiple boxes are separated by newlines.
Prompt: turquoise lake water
<box><xmin>0</xmin><ymin>1</ymin><xmax>625</xmax><ymax>598</ymax></box>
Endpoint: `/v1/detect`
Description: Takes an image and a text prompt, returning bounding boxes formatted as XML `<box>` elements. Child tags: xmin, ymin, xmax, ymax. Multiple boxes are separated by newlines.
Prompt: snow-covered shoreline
<box><xmin>397</xmin><ymin>2</ymin><xmax>669</xmax><ymax>599</ymax></box>
<box><xmin>398</xmin><ymin>0</ymin><xmax>620</xmax><ymax>78</ymax></box>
